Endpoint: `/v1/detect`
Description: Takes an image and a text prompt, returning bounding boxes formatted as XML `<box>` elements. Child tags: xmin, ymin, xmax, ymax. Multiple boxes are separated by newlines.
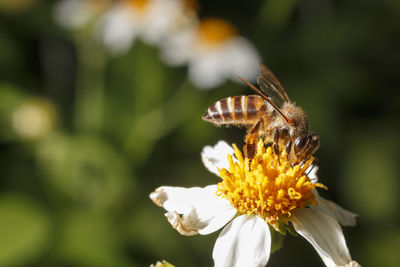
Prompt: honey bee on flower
<box><xmin>160</xmin><ymin>18</ymin><xmax>261</xmax><ymax>89</ymax></box>
<box><xmin>203</xmin><ymin>64</ymin><xmax>320</xmax><ymax>162</ymax></box>
<box><xmin>150</xmin><ymin>140</ymin><xmax>361</xmax><ymax>267</ymax></box>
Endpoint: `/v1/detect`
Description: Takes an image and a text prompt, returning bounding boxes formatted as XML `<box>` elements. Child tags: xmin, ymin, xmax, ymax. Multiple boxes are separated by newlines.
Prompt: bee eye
<box><xmin>294</xmin><ymin>136</ymin><xmax>309</xmax><ymax>155</ymax></box>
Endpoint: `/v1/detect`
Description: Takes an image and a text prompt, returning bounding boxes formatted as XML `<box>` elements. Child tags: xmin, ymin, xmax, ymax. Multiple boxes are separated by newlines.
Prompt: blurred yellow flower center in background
<box><xmin>12</xmin><ymin>99</ymin><xmax>57</xmax><ymax>140</ymax></box>
<box><xmin>127</xmin><ymin>0</ymin><xmax>150</xmax><ymax>13</ymax></box>
<box><xmin>88</xmin><ymin>0</ymin><xmax>110</xmax><ymax>12</ymax></box>
<box><xmin>198</xmin><ymin>18</ymin><xmax>237</xmax><ymax>46</ymax></box>
<box><xmin>216</xmin><ymin>140</ymin><xmax>326</xmax><ymax>224</ymax></box>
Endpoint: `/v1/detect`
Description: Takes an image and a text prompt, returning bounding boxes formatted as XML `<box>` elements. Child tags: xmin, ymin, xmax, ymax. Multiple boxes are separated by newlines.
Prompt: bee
<box><xmin>202</xmin><ymin>64</ymin><xmax>320</xmax><ymax>162</ymax></box>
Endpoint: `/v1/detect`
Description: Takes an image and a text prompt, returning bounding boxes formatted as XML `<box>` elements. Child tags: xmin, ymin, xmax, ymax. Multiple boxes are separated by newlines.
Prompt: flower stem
<box><xmin>73</xmin><ymin>29</ymin><xmax>106</xmax><ymax>133</ymax></box>
<box><xmin>125</xmin><ymin>78</ymin><xmax>204</xmax><ymax>164</ymax></box>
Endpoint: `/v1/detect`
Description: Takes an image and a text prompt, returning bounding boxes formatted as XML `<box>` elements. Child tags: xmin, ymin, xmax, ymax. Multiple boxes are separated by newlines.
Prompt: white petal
<box><xmin>201</xmin><ymin>141</ymin><xmax>234</xmax><ymax>176</ymax></box>
<box><xmin>315</xmin><ymin>196</ymin><xmax>358</xmax><ymax>227</ymax></box>
<box><xmin>308</xmin><ymin>165</ymin><xmax>319</xmax><ymax>183</ymax></box>
<box><xmin>165</xmin><ymin>211</ymin><xmax>198</xmax><ymax>236</ymax></box>
<box><xmin>189</xmin><ymin>53</ymin><xmax>227</xmax><ymax>89</ymax></box>
<box><xmin>187</xmin><ymin>36</ymin><xmax>261</xmax><ymax>89</ymax></box>
<box><xmin>140</xmin><ymin>0</ymin><xmax>183</xmax><ymax>44</ymax></box>
<box><xmin>98</xmin><ymin>6</ymin><xmax>138</xmax><ymax>54</ymax></box>
<box><xmin>341</xmin><ymin>261</ymin><xmax>362</xmax><ymax>267</ymax></box>
<box><xmin>213</xmin><ymin>215</ymin><xmax>271</xmax><ymax>267</ymax></box>
<box><xmin>293</xmin><ymin>208</ymin><xmax>352</xmax><ymax>267</ymax></box>
<box><xmin>53</xmin><ymin>0</ymin><xmax>93</xmax><ymax>29</ymax></box>
<box><xmin>150</xmin><ymin>185</ymin><xmax>236</xmax><ymax>235</ymax></box>
<box><xmin>150</xmin><ymin>185</ymin><xmax>217</xmax><ymax>213</ymax></box>
<box><xmin>160</xmin><ymin>28</ymin><xmax>194</xmax><ymax>66</ymax></box>
<box><xmin>224</xmin><ymin>38</ymin><xmax>261</xmax><ymax>83</ymax></box>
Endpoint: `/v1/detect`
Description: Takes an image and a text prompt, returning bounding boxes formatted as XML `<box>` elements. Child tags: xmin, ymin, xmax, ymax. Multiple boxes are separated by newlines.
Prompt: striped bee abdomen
<box><xmin>202</xmin><ymin>95</ymin><xmax>267</xmax><ymax>125</ymax></box>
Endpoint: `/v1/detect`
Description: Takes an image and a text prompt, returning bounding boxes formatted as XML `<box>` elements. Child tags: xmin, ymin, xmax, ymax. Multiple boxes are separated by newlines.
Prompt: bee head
<box><xmin>281</xmin><ymin>103</ymin><xmax>309</xmax><ymax>134</ymax></box>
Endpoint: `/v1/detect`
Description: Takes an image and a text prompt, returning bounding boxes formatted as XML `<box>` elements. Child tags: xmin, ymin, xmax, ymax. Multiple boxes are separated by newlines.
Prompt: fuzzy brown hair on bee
<box><xmin>202</xmin><ymin>64</ymin><xmax>320</xmax><ymax>163</ymax></box>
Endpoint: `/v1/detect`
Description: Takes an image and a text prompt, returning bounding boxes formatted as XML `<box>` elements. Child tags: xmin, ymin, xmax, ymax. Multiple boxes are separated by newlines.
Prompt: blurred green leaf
<box><xmin>104</xmin><ymin>42</ymin><xmax>172</xmax><ymax>164</ymax></box>
<box><xmin>0</xmin><ymin>84</ymin><xmax>26</xmax><ymax>140</ymax></box>
<box><xmin>259</xmin><ymin>0</ymin><xmax>298</xmax><ymax>28</ymax></box>
<box><xmin>126</xmin><ymin>204</ymin><xmax>182</xmax><ymax>257</ymax></box>
<box><xmin>0</xmin><ymin>0</ymin><xmax>36</xmax><ymax>13</ymax></box>
<box><xmin>0</xmin><ymin>193</ymin><xmax>51</xmax><ymax>266</ymax></box>
<box><xmin>125</xmin><ymin>203</ymin><xmax>215</xmax><ymax>267</ymax></box>
<box><xmin>74</xmin><ymin>30</ymin><xmax>107</xmax><ymax>132</ymax></box>
<box><xmin>57</xmin><ymin>210</ymin><xmax>132</xmax><ymax>267</ymax></box>
<box><xmin>0</xmin><ymin>32</ymin><xmax>24</xmax><ymax>77</ymax></box>
<box><xmin>363</xmin><ymin>229</ymin><xmax>400</xmax><ymax>266</ymax></box>
<box><xmin>37</xmin><ymin>133</ymin><xmax>131</xmax><ymax>211</ymax></box>
<box><xmin>131</xmin><ymin>42</ymin><xmax>167</xmax><ymax>116</ymax></box>
<box><xmin>125</xmin><ymin>80</ymin><xmax>203</xmax><ymax>165</ymax></box>
<box><xmin>342</xmin><ymin>129</ymin><xmax>399</xmax><ymax>222</ymax></box>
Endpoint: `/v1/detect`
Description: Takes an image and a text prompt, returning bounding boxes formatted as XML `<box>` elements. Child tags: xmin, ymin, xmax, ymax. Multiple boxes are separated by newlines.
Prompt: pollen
<box><xmin>198</xmin><ymin>18</ymin><xmax>237</xmax><ymax>46</ymax></box>
<box><xmin>216</xmin><ymin>139</ymin><xmax>327</xmax><ymax>224</ymax></box>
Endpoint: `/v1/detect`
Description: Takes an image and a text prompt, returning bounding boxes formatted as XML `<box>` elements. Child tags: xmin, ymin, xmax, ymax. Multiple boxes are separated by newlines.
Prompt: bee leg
<box><xmin>245</xmin><ymin>119</ymin><xmax>263</xmax><ymax>166</ymax></box>
<box><xmin>272</xmin><ymin>128</ymin><xmax>280</xmax><ymax>164</ymax></box>
<box><xmin>286</xmin><ymin>140</ymin><xmax>292</xmax><ymax>161</ymax></box>
<box><xmin>273</xmin><ymin>129</ymin><xmax>279</xmax><ymax>152</ymax></box>
<box><xmin>273</xmin><ymin>128</ymin><xmax>280</xmax><ymax>143</ymax></box>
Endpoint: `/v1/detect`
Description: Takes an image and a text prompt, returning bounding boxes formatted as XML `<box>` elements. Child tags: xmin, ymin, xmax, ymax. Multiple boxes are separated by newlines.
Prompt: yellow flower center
<box><xmin>198</xmin><ymin>18</ymin><xmax>237</xmax><ymax>46</ymax></box>
<box><xmin>127</xmin><ymin>0</ymin><xmax>150</xmax><ymax>13</ymax></box>
<box><xmin>216</xmin><ymin>139</ymin><xmax>326</xmax><ymax>224</ymax></box>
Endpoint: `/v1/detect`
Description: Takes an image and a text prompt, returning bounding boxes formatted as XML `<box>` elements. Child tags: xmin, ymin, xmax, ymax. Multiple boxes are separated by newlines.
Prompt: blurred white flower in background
<box><xmin>53</xmin><ymin>0</ymin><xmax>110</xmax><ymax>30</ymax></box>
<box><xmin>98</xmin><ymin>0</ymin><xmax>196</xmax><ymax>54</ymax></box>
<box><xmin>12</xmin><ymin>99</ymin><xmax>57</xmax><ymax>140</ymax></box>
<box><xmin>161</xmin><ymin>18</ymin><xmax>261</xmax><ymax>89</ymax></box>
<box><xmin>53</xmin><ymin>0</ymin><xmax>260</xmax><ymax>90</ymax></box>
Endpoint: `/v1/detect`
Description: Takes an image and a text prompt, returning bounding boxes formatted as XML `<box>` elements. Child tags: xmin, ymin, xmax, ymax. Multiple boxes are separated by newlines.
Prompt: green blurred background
<box><xmin>1</xmin><ymin>0</ymin><xmax>399</xmax><ymax>266</ymax></box>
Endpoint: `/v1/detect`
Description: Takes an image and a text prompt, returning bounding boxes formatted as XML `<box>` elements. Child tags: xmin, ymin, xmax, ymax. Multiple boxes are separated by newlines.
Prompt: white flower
<box><xmin>98</xmin><ymin>0</ymin><xmax>194</xmax><ymax>54</ymax></box>
<box><xmin>53</xmin><ymin>0</ymin><xmax>109</xmax><ymax>30</ymax></box>
<box><xmin>150</xmin><ymin>140</ymin><xmax>360</xmax><ymax>267</ymax></box>
<box><xmin>160</xmin><ymin>18</ymin><xmax>261</xmax><ymax>89</ymax></box>
<box><xmin>13</xmin><ymin>98</ymin><xmax>57</xmax><ymax>139</ymax></box>
<box><xmin>150</xmin><ymin>260</ymin><xmax>175</xmax><ymax>267</ymax></box>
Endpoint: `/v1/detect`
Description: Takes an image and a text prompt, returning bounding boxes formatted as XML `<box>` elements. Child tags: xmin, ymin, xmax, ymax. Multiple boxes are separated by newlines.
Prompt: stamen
<box><xmin>216</xmin><ymin>139</ymin><xmax>326</xmax><ymax>224</ymax></box>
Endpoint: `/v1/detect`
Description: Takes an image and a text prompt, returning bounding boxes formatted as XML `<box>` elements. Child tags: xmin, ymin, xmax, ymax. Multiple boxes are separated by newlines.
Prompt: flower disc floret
<box><xmin>127</xmin><ymin>0</ymin><xmax>149</xmax><ymax>12</ymax></box>
<box><xmin>216</xmin><ymin>139</ymin><xmax>326</xmax><ymax>224</ymax></box>
<box><xmin>198</xmin><ymin>18</ymin><xmax>237</xmax><ymax>46</ymax></box>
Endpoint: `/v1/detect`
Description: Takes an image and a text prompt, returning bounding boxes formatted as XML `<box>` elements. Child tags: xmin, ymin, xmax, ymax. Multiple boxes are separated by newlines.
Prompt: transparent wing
<box><xmin>257</xmin><ymin>63</ymin><xmax>291</xmax><ymax>107</ymax></box>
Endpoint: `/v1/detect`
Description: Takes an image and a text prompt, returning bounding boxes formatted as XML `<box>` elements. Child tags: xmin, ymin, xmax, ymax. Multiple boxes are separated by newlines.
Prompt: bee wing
<box><xmin>257</xmin><ymin>63</ymin><xmax>291</xmax><ymax>106</ymax></box>
<box><xmin>235</xmin><ymin>74</ymin><xmax>294</xmax><ymax>125</ymax></box>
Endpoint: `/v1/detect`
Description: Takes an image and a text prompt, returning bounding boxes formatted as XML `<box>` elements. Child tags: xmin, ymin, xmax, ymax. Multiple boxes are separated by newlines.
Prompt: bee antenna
<box><xmin>234</xmin><ymin>75</ymin><xmax>294</xmax><ymax>124</ymax></box>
